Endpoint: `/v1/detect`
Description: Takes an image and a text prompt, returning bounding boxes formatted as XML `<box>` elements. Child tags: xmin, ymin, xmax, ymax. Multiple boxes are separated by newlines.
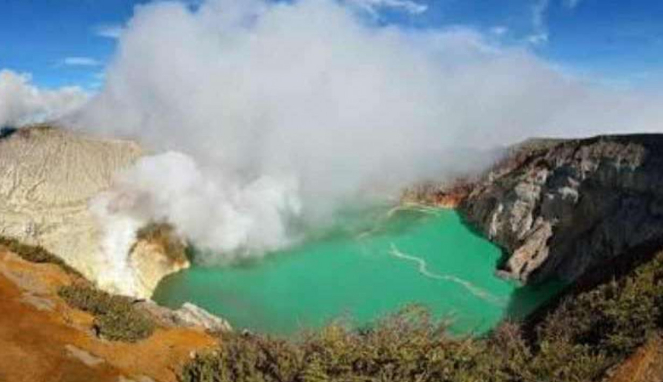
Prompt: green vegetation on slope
<box><xmin>0</xmin><ymin>235</ymin><xmax>156</xmax><ymax>342</ymax></box>
<box><xmin>181</xmin><ymin>251</ymin><xmax>663</xmax><ymax>382</ymax></box>
<box><xmin>0</xmin><ymin>236</ymin><xmax>82</xmax><ymax>277</ymax></box>
<box><xmin>58</xmin><ymin>284</ymin><xmax>155</xmax><ymax>342</ymax></box>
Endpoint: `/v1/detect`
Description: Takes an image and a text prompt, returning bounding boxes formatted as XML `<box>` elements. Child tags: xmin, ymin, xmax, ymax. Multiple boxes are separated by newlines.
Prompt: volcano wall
<box><xmin>460</xmin><ymin>134</ymin><xmax>663</xmax><ymax>284</ymax></box>
<box><xmin>0</xmin><ymin>126</ymin><xmax>188</xmax><ymax>298</ymax></box>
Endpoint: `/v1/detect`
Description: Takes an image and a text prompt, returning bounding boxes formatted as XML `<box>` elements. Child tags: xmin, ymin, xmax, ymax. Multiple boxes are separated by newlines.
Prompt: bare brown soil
<box><xmin>0</xmin><ymin>250</ymin><xmax>216</xmax><ymax>382</ymax></box>
<box><xmin>401</xmin><ymin>180</ymin><xmax>473</xmax><ymax>209</ymax></box>
<box><xmin>607</xmin><ymin>335</ymin><xmax>663</xmax><ymax>382</ymax></box>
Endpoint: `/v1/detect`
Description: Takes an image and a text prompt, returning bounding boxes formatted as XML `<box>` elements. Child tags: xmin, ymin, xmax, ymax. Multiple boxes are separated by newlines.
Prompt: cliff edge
<box><xmin>460</xmin><ymin>134</ymin><xmax>663</xmax><ymax>284</ymax></box>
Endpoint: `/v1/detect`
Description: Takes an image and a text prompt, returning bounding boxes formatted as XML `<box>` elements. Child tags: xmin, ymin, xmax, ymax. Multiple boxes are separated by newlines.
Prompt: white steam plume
<box><xmin>92</xmin><ymin>152</ymin><xmax>302</xmax><ymax>265</ymax></box>
<box><xmin>72</xmin><ymin>0</ymin><xmax>663</xmax><ymax>268</ymax></box>
<box><xmin>89</xmin><ymin>191</ymin><xmax>143</xmax><ymax>295</ymax></box>
<box><xmin>0</xmin><ymin>70</ymin><xmax>88</xmax><ymax>127</ymax></box>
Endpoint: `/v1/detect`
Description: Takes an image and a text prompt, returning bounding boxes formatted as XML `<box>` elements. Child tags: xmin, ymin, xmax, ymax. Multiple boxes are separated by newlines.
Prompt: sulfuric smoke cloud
<box><xmin>71</xmin><ymin>0</ymin><xmax>662</xmax><ymax>269</ymax></box>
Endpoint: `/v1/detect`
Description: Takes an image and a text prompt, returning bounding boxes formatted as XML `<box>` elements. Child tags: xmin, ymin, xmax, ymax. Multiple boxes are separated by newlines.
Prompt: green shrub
<box><xmin>525</xmin><ymin>250</ymin><xmax>663</xmax><ymax>381</ymax></box>
<box><xmin>537</xmin><ymin>252</ymin><xmax>663</xmax><ymax>349</ymax></box>
<box><xmin>94</xmin><ymin>309</ymin><xmax>155</xmax><ymax>343</ymax></box>
<box><xmin>182</xmin><ymin>307</ymin><xmax>495</xmax><ymax>382</ymax></box>
<box><xmin>58</xmin><ymin>284</ymin><xmax>155</xmax><ymax>342</ymax></box>
<box><xmin>0</xmin><ymin>236</ymin><xmax>82</xmax><ymax>277</ymax></box>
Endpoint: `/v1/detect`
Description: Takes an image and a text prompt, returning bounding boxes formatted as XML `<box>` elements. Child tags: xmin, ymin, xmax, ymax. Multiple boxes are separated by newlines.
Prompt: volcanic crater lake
<box><xmin>153</xmin><ymin>205</ymin><xmax>561</xmax><ymax>335</ymax></box>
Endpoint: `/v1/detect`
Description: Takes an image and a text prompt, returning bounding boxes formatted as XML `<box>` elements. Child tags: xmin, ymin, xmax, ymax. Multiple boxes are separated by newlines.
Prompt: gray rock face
<box><xmin>176</xmin><ymin>303</ymin><xmax>233</xmax><ymax>333</ymax></box>
<box><xmin>137</xmin><ymin>300</ymin><xmax>232</xmax><ymax>333</ymax></box>
<box><xmin>460</xmin><ymin>134</ymin><xmax>663</xmax><ymax>284</ymax></box>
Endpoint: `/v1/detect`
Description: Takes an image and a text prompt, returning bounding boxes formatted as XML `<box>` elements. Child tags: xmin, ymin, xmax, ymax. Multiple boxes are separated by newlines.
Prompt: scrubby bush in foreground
<box><xmin>58</xmin><ymin>284</ymin><xmax>155</xmax><ymax>342</ymax></box>
<box><xmin>181</xmin><ymin>251</ymin><xmax>663</xmax><ymax>382</ymax></box>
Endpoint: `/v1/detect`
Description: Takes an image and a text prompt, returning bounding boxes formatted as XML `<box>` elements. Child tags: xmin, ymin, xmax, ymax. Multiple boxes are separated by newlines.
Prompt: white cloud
<box><xmin>564</xmin><ymin>0</ymin><xmax>582</xmax><ymax>9</ymax></box>
<box><xmin>62</xmin><ymin>57</ymin><xmax>102</xmax><ymax>67</ymax></box>
<box><xmin>346</xmin><ymin>0</ymin><xmax>428</xmax><ymax>16</ymax></box>
<box><xmin>532</xmin><ymin>0</ymin><xmax>550</xmax><ymax>29</ymax></box>
<box><xmin>94</xmin><ymin>24</ymin><xmax>124</xmax><ymax>39</ymax></box>
<box><xmin>490</xmin><ymin>26</ymin><xmax>508</xmax><ymax>36</ymax></box>
<box><xmin>527</xmin><ymin>0</ymin><xmax>550</xmax><ymax>45</ymax></box>
<box><xmin>0</xmin><ymin>70</ymin><xmax>89</xmax><ymax>126</ymax></box>
<box><xmin>526</xmin><ymin>32</ymin><xmax>549</xmax><ymax>45</ymax></box>
<box><xmin>72</xmin><ymin>0</ymin><xmax>663</xmax><ymax>267</ymax></box>
<box><xmin>527</xmin><ymin>0</ymin><xmax>581</xmax><ymax>44</ymax></box>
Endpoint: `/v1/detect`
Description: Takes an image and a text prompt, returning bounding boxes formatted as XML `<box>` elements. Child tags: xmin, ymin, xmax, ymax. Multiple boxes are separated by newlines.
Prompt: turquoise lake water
<box><xmin>153</xmin><ymin>205</ymin><xmax>561</xmax><ymax>335</ymax></box>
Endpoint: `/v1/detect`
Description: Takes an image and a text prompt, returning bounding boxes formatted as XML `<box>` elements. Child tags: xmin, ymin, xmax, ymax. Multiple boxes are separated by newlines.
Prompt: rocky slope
<box><xmin>0</xmin><ymin>126</ymin><xmax>187</xmax><ymax>298</ymax></box>
<box><xmin>0</xmin><ymin>246</ymin><xmax>218</xmax><ymax>382</ymax></box>
<box><xmin>459</xmin><ymin>134</ymin><xmax>663</xmax><ymax>284</ymax></box>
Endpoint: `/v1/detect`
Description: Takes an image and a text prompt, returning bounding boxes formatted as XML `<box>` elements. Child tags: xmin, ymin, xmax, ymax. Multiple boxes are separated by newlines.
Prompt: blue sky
<box><xmin>1</xmin><ymin>0</ymin><xmax>662</xmax><ymax>90</ymax></box>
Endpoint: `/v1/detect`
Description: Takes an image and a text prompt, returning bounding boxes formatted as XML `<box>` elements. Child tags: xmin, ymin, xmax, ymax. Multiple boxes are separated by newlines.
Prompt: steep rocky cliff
<box><xmin>460</xmin><ymin>134</ymin><xmax>663</xmax><ymax>284</ymax></box>
<box><xmin>0</xmin><ymin>126</ymin><xmax>188</xmax><ymax>298</ymax></box>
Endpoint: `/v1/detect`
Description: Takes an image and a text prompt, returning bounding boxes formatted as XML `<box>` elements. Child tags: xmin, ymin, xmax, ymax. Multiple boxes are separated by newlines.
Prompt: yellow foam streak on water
<box><xmin>355</xmin><ymin>204</ymin><xmax>439</xmax><ymax>240</ymax></box>
<box><xmin>387</xmin><ymin>203</ymin><xmax>442</xmax><ymax>218</ymax></box>
<box><xmin>389</xmin><ymin>243</ymin><xmax>506</xmax><ymax>307</ymax></box>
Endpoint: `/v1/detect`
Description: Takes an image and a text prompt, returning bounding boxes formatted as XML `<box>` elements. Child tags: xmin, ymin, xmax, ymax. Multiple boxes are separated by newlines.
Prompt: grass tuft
<box><xmin>0</xmin><ymin>236</ymin><xmax>82</xmax><ymax>277</ymax></box>
<box><xmin>58</xmin><ymin>284</ymin><xmax>155</xmax><ymax>342</ymax></box>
